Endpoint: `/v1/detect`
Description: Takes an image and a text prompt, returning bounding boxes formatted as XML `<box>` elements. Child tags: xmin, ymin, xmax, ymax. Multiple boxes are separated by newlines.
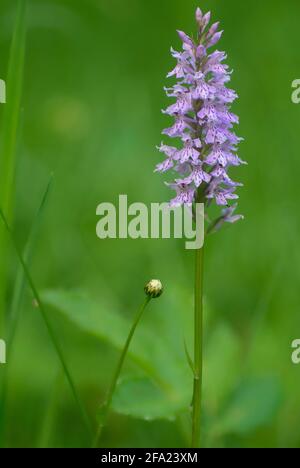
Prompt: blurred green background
<box><xmin>0</xmin><ymin>0</ymin><xmax>300</xmax><ymax>448</ymax></box>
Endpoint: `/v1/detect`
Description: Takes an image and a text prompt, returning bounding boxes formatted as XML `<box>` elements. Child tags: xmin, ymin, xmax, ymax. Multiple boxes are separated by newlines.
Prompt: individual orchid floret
<box><xmin>207</xmin><ymin>203</ymin><xmax>244</xmax><ymax>233</ymax></box>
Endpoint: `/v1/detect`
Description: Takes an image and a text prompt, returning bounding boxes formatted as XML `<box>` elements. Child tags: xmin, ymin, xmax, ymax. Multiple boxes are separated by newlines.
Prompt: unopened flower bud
<box><xmin>201</xmin><ymin>11</ymin><xmax>211</xmax><ymax>30</ymax></box>
<box><xmin>144</xmin><ymin>279</ymin><xmax>163</xmax><ymax>299</ymax></box>
<box><xmin>195</xmin><ymin>7</ymin><xmax>203</xmax><ymax>22</ymax></box>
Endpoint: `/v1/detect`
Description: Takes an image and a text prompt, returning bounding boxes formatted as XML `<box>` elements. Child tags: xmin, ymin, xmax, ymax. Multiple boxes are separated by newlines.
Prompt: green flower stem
<box><xmin>93</xmin><ymin>296</ymin><xmax>151</xmax><ymax>447</ymax></box>
<box><xmin>0</xmin><ymin>207</ymin><xmax>93</xmax><ymax>438</ymax></box>
<box><xmin>191</xmin><ymin>245</ymin><xmax>204</xmax><ymax>448</ymax></box>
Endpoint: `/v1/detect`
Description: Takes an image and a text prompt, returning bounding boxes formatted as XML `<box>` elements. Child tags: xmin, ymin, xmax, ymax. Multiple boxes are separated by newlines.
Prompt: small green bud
<box><xmin>144</xmin><ymin>279</ymin><xmax>163</xmax><ymax>299</ymax></box>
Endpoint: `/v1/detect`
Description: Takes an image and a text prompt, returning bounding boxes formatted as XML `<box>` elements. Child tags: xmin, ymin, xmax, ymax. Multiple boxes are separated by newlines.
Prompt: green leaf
<box><xmin>111</xmin><ymin>376</ymin><xmax>185</xmax><ymax>421</ymax></box>
<box><xmin>42</xmin><ymin>289</ymin><xmax>192</xmax><ymax>419</ymax></box>
<box><xmin>43</xmin><ymin>289</ymin><xmax>157</xmax><ymax>375</ymax></box>
<box><xmin>212</xmin><ymin>377</ymin><xmax>282</xmax><ymax>436</ymax></box>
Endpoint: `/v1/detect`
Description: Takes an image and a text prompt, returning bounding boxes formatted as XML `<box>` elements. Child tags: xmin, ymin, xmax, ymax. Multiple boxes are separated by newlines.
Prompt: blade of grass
<box><xmin>37</xmin><ymin>369</ymin><xmax>63</xmax><ymax>448</ymax></box>
<box><xmin>0</xmin><ymin>207</ymin><xmax>93</xmax><ymax>438</ymax></box>
<box><xmin>0</xmin><ymin>175</ymin><xmax>54</xmax><ymax>446</ymax></box>
<box><xmin>7</xmin><ymin>174</ymin><xmax>54</xmax><ymax>351</ymax></box>
<box><xmin>183</xmin><ymin>338</ymin><xmax>195</xmax><ymax>376</ymax></box>
<box><xmin>0</xmin><ymin>0</ymin><xmax>27</xmax><ymax>333</ymax></box>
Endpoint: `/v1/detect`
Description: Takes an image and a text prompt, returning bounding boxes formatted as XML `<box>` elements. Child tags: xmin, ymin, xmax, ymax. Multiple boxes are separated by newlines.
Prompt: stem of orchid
<box><xmin>93</xmin><ymin>295</ymin><xmax>152</xmax><ymax>448</ymax></box>
<box><xmin>191</xmin><ymin>245</ymin><xmax>204</xmax><ymax>448</ymax></box>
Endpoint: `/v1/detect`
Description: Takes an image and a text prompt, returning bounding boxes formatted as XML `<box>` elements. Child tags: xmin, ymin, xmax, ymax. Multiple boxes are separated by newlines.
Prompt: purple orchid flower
<box><xmin>155</xmin><ymin>7</ymin><xmax>246</xmax><ymax>228</ymax></box>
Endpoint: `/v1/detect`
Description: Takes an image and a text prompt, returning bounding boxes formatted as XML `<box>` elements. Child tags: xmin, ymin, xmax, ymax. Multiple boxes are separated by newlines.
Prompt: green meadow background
<box><xmin>0</xmin><ymin>0</ymin><xmax>299</xmax><ymax>448</ymax></box>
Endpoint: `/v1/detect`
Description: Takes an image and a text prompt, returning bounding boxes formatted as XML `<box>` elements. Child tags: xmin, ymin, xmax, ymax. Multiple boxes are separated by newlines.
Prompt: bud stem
<box><xmin>93</xmin><ymin>296</ymin><xmax>152</xmax><ymax>447</ymax></box>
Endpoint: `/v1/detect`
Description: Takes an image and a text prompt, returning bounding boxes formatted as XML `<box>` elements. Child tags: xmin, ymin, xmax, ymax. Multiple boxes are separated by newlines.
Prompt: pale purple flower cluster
<box><xmin>156</xmin><ymin>7</ymin><xmax>245</xmax><ymax>225</ymax></box>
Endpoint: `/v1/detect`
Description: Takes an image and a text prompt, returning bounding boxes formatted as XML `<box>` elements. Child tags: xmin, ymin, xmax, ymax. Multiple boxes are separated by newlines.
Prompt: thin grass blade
<box><xmin>0</xmin><ymin>207</ymin><xmax>93</xmax><ymax>438</ymax></box>
<box><xmin>37</xmin><ymin>369</ymin><xmax>63</xmax><ymax>448</ymax></box>
<box><xmin>7</xmin><ymin>173</ymin><xmax>54</xmax><ymax>351</ymax></box>
<box><xmin>0</xmin><ymin>0</ymin><xmax>27</xmax><ymax>332</ymax></box>
<box><xmin>0</xmin><ymin>174</ymin><xmax>53</xmax><ymax>446</ymax></box>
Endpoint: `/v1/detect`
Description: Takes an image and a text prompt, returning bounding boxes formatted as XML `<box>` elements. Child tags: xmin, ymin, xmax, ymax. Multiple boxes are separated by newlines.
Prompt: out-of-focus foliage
<box><xmin>0</xmin><ymin>0</ymin><xmax>300</xmax><ymax>448</ymax></box>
